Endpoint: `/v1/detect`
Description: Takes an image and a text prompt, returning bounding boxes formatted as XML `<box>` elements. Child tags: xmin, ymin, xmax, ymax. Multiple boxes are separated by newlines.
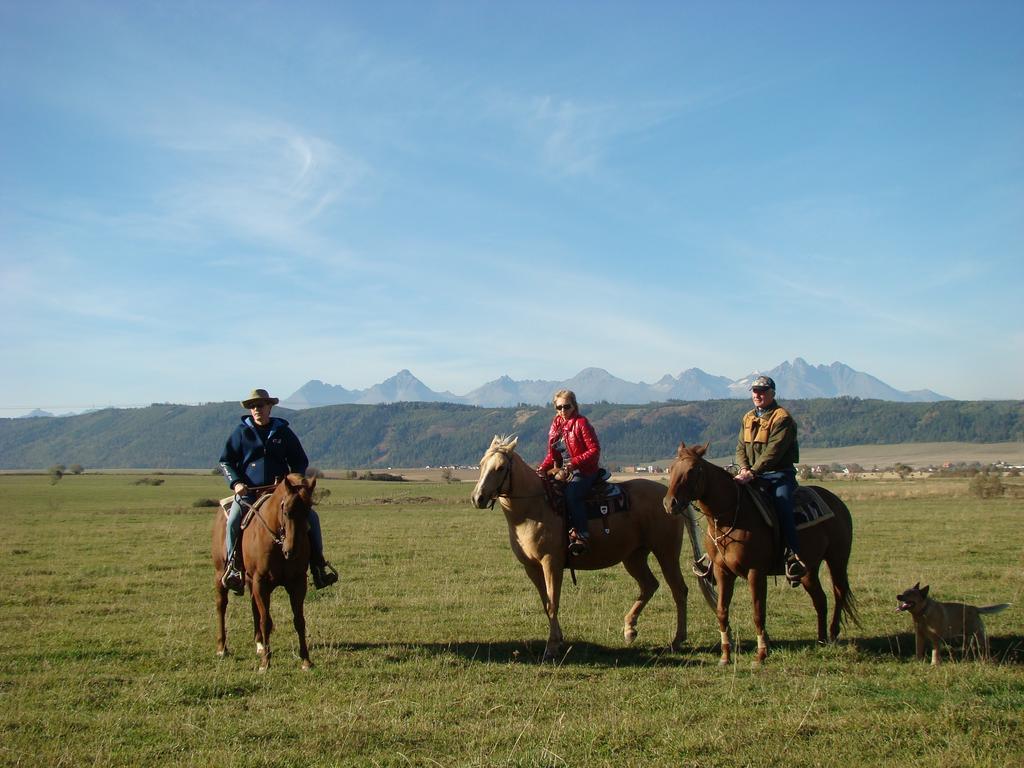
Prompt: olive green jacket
<box><xmin>735</xmin><ymin>403</ymin><xmax>799</xmax><ymax>474</ymax></box>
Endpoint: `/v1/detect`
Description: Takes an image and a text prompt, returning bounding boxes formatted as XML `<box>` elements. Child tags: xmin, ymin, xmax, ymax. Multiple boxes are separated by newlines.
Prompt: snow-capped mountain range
<box><xmin>280</xmin><ymin>358</ymin><xmax>948</xmax><ymax>409</ymax></box>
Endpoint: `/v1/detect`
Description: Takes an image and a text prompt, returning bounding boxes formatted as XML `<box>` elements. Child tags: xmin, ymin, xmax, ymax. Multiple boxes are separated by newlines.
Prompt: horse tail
<box><xmin>815</xmin><ymin>486</ymin><xmax>863</xmax><ymax>631</ymax></box>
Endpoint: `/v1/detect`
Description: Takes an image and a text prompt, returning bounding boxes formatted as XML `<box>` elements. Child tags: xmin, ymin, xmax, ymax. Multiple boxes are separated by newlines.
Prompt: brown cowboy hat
<box><xmin>241</xmin><ymin>388</ymin><xmax>280</xmax><ymax>408</ymax></box>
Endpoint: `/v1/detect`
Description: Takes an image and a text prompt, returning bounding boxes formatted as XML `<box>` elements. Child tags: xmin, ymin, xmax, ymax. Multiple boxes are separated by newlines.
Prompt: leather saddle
<box><xmin>545</xmin><ymin>468</ymin><xmax>630</xmax><ymax>535</ymax></box>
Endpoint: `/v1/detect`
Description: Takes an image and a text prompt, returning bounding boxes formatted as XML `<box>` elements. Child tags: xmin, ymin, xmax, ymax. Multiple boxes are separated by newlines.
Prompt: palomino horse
<box><xmin>471</xmin><ymin>435</ymin><xmax>716</xmax><ymax>661</ymax></box>
<box><xmin>212</xmin><ymin>473</ymin><xmax>317</xmax><ymax>671</ymax></box>
<box><xmin>663</xmin><ymin>442</ymin><xmax>860</xmax><ymax>666</ymax></box>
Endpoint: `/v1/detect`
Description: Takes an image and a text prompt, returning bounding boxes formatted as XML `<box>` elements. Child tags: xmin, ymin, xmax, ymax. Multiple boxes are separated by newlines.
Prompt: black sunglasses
<box><xmin>751</xmin><ymin>387</ymin><xmax>771</xmax><ymax>394</ymax></box>
<box><xmin>555</xmin><ymin>404</ymin><xmax>574</xmax><ymax>411</ymax></box>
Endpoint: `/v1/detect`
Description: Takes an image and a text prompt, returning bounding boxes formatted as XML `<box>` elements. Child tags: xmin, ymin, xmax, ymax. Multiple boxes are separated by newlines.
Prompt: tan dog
<box><xmin>896</xmin><ymin>582</ymin><xmax>1009</xmax><ymax>665</ymax></box>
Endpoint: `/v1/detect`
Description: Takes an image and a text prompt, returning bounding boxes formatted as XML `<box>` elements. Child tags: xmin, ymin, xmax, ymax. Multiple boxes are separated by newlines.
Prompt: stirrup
<box><xmin>568</xmin><ymin>529</ymin><xmax>589</xmax><ymax>556</ymax></box>
<box><xmin>222</xmin><ymin>565</ymin><xmax>244</xmax><ymax>596</ymax></box>
<box><xmin>692</xmin><ymin>554</ymin><xmax>713</xmax><ymax>579</ymax></box>
<box><xmin>785</xmin><ymin>555</ymin><xmax>807</xmax><ymax>585</ymax></box>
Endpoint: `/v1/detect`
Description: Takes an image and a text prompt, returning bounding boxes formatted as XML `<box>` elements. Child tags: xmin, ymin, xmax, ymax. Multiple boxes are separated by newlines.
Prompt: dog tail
<box><xmin>977</xmin><ymin>603</ymin><xmax>1010</xmax><ymax>615</ymax></box>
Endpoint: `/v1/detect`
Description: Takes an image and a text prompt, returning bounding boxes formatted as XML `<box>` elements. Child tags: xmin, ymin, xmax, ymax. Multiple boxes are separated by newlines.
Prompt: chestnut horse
<box><xmin>663</xmin><ymin>442</ymin><xmax>859</xmax><ymax>666</ymax></box>
<box><xmin>212</xmin><ymin>473</ymin><xmax>317</xmax><ymax>671</ymax></box>
<box><xmin>471</xmin><ymin>435</ymin><xmax>716</xmax><ymax>661</ymax></box>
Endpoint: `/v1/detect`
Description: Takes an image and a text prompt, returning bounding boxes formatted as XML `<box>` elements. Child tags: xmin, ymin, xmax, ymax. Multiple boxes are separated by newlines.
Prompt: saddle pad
<box><xmin>793</xmin><ymin>487</ymin><xmax>834</xmax><ymax>530</ymax></box>
<box><xmin>744</xmin><ymin>485</ymin><xmax>834</xmax><ymax>530</ymax></box>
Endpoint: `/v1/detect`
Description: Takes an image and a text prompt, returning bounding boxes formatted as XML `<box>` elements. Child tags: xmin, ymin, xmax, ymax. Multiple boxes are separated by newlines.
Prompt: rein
<box><xmin>238</xmin><ymin>490</ymin><xmax>286</xmax><ymax>546</ymax></box>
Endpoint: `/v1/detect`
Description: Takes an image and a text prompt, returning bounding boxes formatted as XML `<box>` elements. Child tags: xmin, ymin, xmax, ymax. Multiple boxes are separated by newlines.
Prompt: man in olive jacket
<box><xmin>734</xmin><ymin>375</ymin><xmax>806</xmax><ymax>584</ymax></box>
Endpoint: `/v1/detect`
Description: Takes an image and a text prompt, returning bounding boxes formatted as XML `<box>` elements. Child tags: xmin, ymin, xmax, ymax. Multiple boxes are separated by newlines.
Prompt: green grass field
<box><xmin>1</xmin><ymin>472</ymin><xmax>1022</xmax><ymax>767</ymax></box>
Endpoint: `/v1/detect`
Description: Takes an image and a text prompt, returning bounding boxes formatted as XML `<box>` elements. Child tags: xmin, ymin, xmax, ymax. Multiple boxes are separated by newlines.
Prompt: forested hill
<box><xmin>1</xmin><ymin>398</ymin><xmax>1021</xmax><ymax>470</ymax></box>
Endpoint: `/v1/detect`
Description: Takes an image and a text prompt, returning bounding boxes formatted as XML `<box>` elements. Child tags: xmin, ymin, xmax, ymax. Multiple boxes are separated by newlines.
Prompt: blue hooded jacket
<box><xmin>219</xmin><ymin>416</ymin><xmax>309</xmax><ymax>491</ymax></box>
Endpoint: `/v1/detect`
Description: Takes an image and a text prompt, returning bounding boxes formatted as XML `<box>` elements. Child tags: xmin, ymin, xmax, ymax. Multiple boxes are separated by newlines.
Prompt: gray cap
<box><xmin>750</xmin><ymin>375</ymin><xmax>776</xmax><ymax>391</ymax></box>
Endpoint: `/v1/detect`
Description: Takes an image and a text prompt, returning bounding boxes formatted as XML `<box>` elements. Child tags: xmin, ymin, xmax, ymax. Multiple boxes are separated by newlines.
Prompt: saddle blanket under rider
<box><xmin>744</xmin><ymin>485</ymin><xmax>834</xmax><ymax>531</ymax></box>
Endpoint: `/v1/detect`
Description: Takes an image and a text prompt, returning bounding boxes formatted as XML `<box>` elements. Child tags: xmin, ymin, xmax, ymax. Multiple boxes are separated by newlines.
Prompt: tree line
<box><xmin>0</xmin><ymin>397</ymin><xmax>1020</xmax><ymax>470</ymax></box>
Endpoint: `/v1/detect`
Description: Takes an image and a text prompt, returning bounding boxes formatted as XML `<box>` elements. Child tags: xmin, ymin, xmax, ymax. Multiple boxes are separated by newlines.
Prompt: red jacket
<box><xmin>538</xmin><ymin>413</ymin><xmax>601</xmax><ymax>476</ymax></box>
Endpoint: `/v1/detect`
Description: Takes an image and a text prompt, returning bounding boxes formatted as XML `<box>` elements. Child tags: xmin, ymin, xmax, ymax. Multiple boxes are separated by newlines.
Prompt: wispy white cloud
<box><xmin>488</xmin><ymin>92</ymin><xmax>679</xmax><ymax>178</ymax></box>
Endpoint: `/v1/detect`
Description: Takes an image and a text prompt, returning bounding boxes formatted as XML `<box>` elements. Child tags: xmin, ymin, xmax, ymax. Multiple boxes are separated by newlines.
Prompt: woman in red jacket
<box><xmin>537</xmin><ymin>389</ymin><xmax>601</xmax><ymax>555</ymax></box>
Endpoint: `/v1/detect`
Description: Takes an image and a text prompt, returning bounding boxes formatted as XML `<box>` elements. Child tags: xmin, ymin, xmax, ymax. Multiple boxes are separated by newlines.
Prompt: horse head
<box><xmin>471</xmin><ymin>435</ymin><xmax>518</xmax><ymax>509</ymax></box>
<box><xmin>279</xmin><ymin>473</ymin><xmax>315</xmax><ymax>560</ymax></box>
<box><xmin>663</xmin><ymin>441</ymin><xmax>710</xmax><ymax>515</ymax></box>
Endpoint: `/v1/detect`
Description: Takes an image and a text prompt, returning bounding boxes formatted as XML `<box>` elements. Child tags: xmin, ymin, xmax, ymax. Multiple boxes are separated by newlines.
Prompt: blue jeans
<box><xmin>756</xmin><ymin>470</ymin><xmax>800</xmax><ymax>555</ymax></box>
<box><xmin>225</xmin><ymin>497</ymin><xmax>325</xmax><ymax>562</ymax></box>
<box><xmin>564</xmin><ymin>471</ymin><xmax>597</xmax><ymax>538</ymax></box>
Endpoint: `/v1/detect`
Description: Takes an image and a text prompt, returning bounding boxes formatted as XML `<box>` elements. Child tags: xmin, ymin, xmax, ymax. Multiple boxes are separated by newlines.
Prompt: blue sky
<box><xmin>2</xmin><ymin>1</ymin><xmax>1022</xmax><ymax>416</ymax></box>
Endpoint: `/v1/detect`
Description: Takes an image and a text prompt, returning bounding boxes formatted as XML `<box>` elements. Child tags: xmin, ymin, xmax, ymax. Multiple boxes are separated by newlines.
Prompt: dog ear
<box><xmin>913</xmin><ymin>581</ymin><xmax>920</xmax><ymax>590</ymax></box>
<box><xmin>920</xmin><ymin>585</ymin><xmax>929</xmax><ymax>597</ymax></box>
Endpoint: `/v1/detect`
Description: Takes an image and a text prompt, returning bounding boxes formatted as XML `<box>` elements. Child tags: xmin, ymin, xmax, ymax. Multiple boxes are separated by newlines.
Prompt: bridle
<box><xmin>673</xmin><ymin>456</ymin><xmax>744</xmax><ymax>567</ymax></box>
<box><xmin>481</xmin><ymin>451</ymin><xmax>546</xmax><ymax>509</ymax></box>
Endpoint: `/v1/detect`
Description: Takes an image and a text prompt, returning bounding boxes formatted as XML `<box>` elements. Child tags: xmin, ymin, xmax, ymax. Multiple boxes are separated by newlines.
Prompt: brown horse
<box><xmin>212</xmin><ymin>473</ymin><xmax>317</xmax><ymax>671</ymax></box>
<box><xmin>471</xmin><ymin>435</ymin><xmax>716</xmax><ymax>661</ymax></box>
<box><xmin>663</xmin><ymin>442</ymin><xmax>860</xmax><ymax>666</ymax></box>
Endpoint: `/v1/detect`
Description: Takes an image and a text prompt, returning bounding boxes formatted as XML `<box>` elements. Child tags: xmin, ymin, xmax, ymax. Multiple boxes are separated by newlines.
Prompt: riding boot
<box><xmin>309</xmin><ymin>549</ymin><xmax>339</xmax><ymax>590</ymax></box>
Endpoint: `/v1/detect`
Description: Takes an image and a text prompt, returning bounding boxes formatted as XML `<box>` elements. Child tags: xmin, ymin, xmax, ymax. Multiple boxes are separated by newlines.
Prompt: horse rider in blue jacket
<box><xmin>219</xmin><ymin>388</ymin><xmax>338</xmax><ymax>595</ymax></box>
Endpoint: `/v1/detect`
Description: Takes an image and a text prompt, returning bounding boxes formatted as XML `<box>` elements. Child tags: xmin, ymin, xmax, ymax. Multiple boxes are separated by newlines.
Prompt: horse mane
<box><xmin>489</xmin><ymin>434</ymin><xmax>519</xmax><ymax>455</ymax></box>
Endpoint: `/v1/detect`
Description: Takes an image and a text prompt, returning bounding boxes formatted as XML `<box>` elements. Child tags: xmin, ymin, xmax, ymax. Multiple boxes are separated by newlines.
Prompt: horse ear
<box><xmin>489</xmin><ymin>435</ymin><xmax>501</xmax><ymax>449</ymax></box>
<box><xmin>676</xmin><ymin>441</ymin><xmax>687</xmax><ymax>458</ymax></box>
<box><xmin>307</xmin><ymin>476</ymin><xmax>317</xmax><ymax>492</ymax></box>
<box><xmin>693</xmin><ymin>442</ymin><xmax>708</xmax><ymax>458</ymax></box>
<box><xmin>507</xmin><ymin>436</ymin><xmax>518</xmax><ymax>451</ymax></box>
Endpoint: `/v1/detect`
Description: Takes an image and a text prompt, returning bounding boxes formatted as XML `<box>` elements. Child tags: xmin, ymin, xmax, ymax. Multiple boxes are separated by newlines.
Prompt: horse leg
<box><xmin>522</xmin><ymin>559</ymin><xmax>564</xmax><ymax>661</ymax></box>
<box><xmin>214</xmin><ymin>576</ymin><xmax>229</xmax><ymax>657</ymax></box>
<box><xmin>620</xmin><ymin>550</ymin><xmax>660</xmax><ymax>647</ymax></box>
<box><xmin>749</xmin><ymin>571</ymin><xmax>769</xmax><ymax>666</ymax></box>
<box><xmin>651</xmin><ymin>545</ymin><xmax>690</xmax><ymax>651</ymax></box>
<box><xmin>287</xmin><ymin>579</ymin><xmax>312</xmax><ymax>671</ymax></box>
<box><xmin>251</xmin><ymin>577</ymin><xmax>274</xmax><ymax>672</ymax></box>
<box><xmin>715</xmin><ymin>567</ymin><xmax>736</xmax><ymax>666</ymax></box>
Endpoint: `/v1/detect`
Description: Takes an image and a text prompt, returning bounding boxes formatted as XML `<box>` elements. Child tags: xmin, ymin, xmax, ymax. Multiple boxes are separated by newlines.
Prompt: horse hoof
<box><xmin>718</xmin><ymin>657</ymin><xmax>730</xmax><ymax>666</ymax></box>
<box><xmin>301</xmin><ymin>660</ymin><xmax>313</xmax><ymax>671</ymax></box>
<box><xmin>216</xmin><ymin>649</ymin><xmax>229</xmax><ymax>658</ymax></box>
<box><xmin>624</xmin><ymin>628</ymin><xmax>638</xmax><ymax>645</ymax></box>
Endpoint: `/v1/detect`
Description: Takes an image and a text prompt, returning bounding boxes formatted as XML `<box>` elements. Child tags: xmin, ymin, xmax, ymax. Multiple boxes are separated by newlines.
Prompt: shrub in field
<box><xmin>359</xmin><ymin>471</ymin><xmax>405</xmax><ymax>482</ymax></box>
<box><xmin>47</xmin><ymin>465</ymin><xmax>64</xmax><ymax>484</ymax></box>
<box><xmin>132</xmin><ymin>477</ymin><xmax>165</xmax><ymax>486</ymax></box>
<box><xmin>69</xmin><ymin>464</ymin><xmax>84</xmax><ymax>475</ymax></box>
<box><xmin>312</xmin><ymin>487</ymin><xmax>331</xmax><ymax>505</ymax></box>
<box><xmin>192</xmin><ymin>498</ymin><xmax>220</xmax><ymax>507</ymax></box>
<box><xmin>968</xmin><ymin>471</ymin><xmax>1005</xmax><ymax>499</ymax></box>
<box><xmin>306</xmin><ymin>467</ymin><xmax>325</xmax><ymax>479</ymax></box>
